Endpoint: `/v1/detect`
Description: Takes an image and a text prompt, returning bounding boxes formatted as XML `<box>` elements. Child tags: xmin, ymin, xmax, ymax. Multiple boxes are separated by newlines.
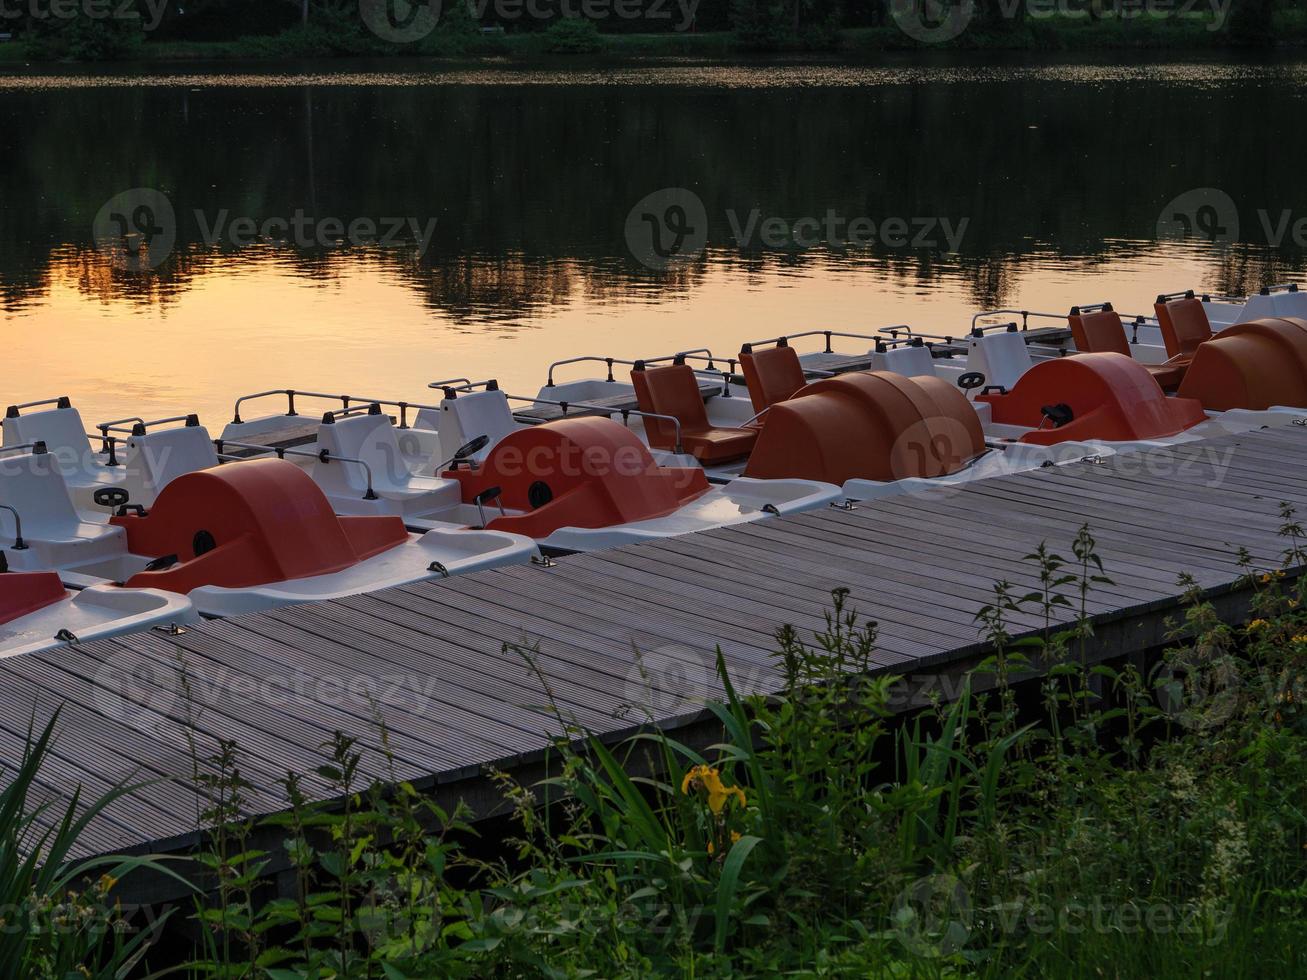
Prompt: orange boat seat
<box><xmin>1068</xmin><ymin>306</ymin><xmax>1187</xmax><ymax>391</ymax></box>
<box><xmin>0</xmin><ymin>571</ymin><xmax>66</xmax><ymax>626</ymax></box>
<box><xmin>631</xmin><ymin>359</ymin><xmax>758</xmax><ymax>464</ymax></box>
<box><xmin>111</xmin><ymin>458</ymin><xmax>409</xmax><ymax>595</ymax></box>
<box><xmin>444</xmin><ymin>417</ymin><xmax>709</xmax><ymax>540</ymax></box>
<box><xmin>977</xmin><ymin>352</ymin><xmax>1206</xmax><ymax>445</ymax></box>
<box><xmin>743</xmin><ymin>372</ymin><xmax>985</xmax><ymax>485</ymax></box>
<box><xmin>1154</xmin><ymin>293</ymin><xmax>1214</xmax><ymax>362</ymax></box>
<box><xmin>1176</xmin><ymin>317</ymin><xmax>1307</xmax><ymax>411</ymax></box>
<box><xmin>739</xmin><ymin>341</ymin><xmax>808</xmax><ymax>415</ymax></box>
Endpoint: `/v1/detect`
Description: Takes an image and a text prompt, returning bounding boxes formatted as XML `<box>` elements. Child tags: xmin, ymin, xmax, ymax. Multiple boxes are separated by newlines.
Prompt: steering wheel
<box><xmin>93</xmin><ymin>487</ymin><xmax>129</xmax><ymax>509</ymax></box>
<box><xmin>957</xmin><ymin>372</ymin><xmax>987</xmax><ymax>392</ymax></box>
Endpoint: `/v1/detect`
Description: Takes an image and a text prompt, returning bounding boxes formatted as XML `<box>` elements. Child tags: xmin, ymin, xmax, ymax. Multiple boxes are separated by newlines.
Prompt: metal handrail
<box><xmin>508</xmin><ymin>392</ymin><xmax>686</xmax><ymax>456</ymax></box>
<box><xmin>98</xmin><ymin>413</ymin><xmax>200</xmax><ymax>438</ymax></box>
<box><xmin>0</xmin><ymin>504</ymin><xmax>26</xmax><ymax>549</ymax></box>
<box><xmin>230</xmin><ymin>389</ymin><xmax>441</xmax><ymax>430</ymax></box>
<box><xmin>1259</xmin><ymin>282</ymin><xmax>1300</xmax><ymax>296</ymax></box>
<box><xmin>969</xmin><ymin>309</ymin><xmax>1066</xmax><ymax>332</ymax></box>
<box><xmin>544</xmin><ymin>349</ymin><xmax>717</xmax><ymax>386</ymax></box>
<box><xmin>5</xmin><ymin>396</ymin><xmax>71</xmax><ymax>418</ymax></box>
<box><xmin>439</xmin><ymin>382</ymin><xmax>688</xmax><ymax>455</ymax></box>
<box><xmin>884</xmin><ymin>327</ymin><xmax>964</xmax><ymax>344</ymax></box>
<box><xmin>215</xmin><ymin>439</ymin><xmax>380</xmax><ymax>500</ymax></box>
<box><xmin>740</xmin><ymin>328</ymin><xmax>911</xmax><ymax>355</ymax></box>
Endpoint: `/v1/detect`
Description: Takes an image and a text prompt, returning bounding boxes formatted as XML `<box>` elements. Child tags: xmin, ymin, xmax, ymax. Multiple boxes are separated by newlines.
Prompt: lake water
<box><xmin>5</xmin><ymin>53</ymin><xmax>1307</xmax><ymax>427</ymax></box>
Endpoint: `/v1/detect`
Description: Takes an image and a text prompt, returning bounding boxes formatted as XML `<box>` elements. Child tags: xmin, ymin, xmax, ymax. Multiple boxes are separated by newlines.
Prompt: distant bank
<box><xmin>3</xmin><ymin>12</ymin><xmax>1307</xmax><ymax>65</ymax></box>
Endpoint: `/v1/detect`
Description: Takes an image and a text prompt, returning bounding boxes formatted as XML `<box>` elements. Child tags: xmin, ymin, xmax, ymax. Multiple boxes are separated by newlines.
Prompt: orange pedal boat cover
<box><xmin>112</xmin><ymin>458</ymin><xmax>409</xmax><ymax>594</ymax></box>
<box><xmin>445</xmin><ymin>417</ymin><xmax>709</xmax><ymax>540</ymax></box>
<box><xmin>1176</xmin><ymin>317</ymin><xmax>1307</xmax><ymax>412</ymax></box>
<box><xmin>742</xmin><ymin>372</ymin><xmax>986</xmax><ymax>484</ymax></box>
<box><xmin>0</xmin><ymin>572</ymin><xmax>66</xmax><ymax>627</ymax></box>
<box><xmin>977</xmin><ymin>353</ymin><xmax>1206</xmax><ymax>445</ymax></box>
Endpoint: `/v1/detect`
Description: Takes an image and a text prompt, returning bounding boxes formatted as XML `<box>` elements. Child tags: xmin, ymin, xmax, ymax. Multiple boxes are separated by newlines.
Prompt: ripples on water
<box><xmin>5</xmin><ymin>55</ymin><xmax>1306</xmax><ymax>423</ymax></box>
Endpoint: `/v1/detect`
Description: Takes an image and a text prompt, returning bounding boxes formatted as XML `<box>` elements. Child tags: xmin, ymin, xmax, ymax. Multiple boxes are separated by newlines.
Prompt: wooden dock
<box><xmin>4</xmin><ymin>424</ymin><xmax>1304</xmax><ymax>890</ymax></box>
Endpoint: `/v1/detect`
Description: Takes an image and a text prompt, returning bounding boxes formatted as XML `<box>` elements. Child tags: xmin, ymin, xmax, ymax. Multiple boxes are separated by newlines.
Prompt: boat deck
<box><xmin>6</xmin><ymin>425</ymin><xmax>1304</xmax><ymax>884</ymax></box>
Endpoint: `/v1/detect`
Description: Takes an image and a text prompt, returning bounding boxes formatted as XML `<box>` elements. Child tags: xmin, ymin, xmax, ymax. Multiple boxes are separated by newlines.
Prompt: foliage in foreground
<box><xmin>12</xmin><ymin>511</ymin><xmax>1307</xmax><ymax>977</ymax></box>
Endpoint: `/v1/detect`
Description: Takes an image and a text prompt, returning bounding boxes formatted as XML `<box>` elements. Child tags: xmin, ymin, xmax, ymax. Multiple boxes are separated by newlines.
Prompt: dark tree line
<box><xmin>5</xmin><ymin>0</ymin><xmax>1291</xmax><ymax>56</ymax></box>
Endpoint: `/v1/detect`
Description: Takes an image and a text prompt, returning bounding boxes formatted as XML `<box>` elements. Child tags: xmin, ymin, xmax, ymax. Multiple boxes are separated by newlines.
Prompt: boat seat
<box><xmin>0</xmin><ymin>447</ymin><xmax>124</xmax><ymax>568</ymax></box>
<box><xmin>867</xmin><ymin>342</ymin><xmax>937</xmax><ymax>379</ymax></box>
<box><xmin>1069</xmin><ymin>308</ymin><xmax>1187</xmax><ymax>391</ymax></box>
<box><xmin>314</xmin><ymin>409</ymin><xmax>460</xmax><ymax>511</ymax></box>
<box><xmin>966</xmin><ymin>330</ymin><xmax>1033</xmax><ymax>392</ymax></box>
<box><xmin>631</xmin><ymin>361</ymin><xmax>758</xmax><ymax>464</ymax></box>
<box><xmin>437</xmin><ymin>387</ymin><xmax>516</xmax><ymax>461</ymax></box>
<box><xmin>1154</xmin><ymin>296</ymin><xmax>1213</xmax><ymax>361</ymax></box>
<box><xmin>2</xmin><ymin>402</ymin><xmax>119</xmax><ymax>493</ymax></box>
<box><xmin>739</xmin><ymin>343</ymin><xmax>808</xmax><ymax>414</ymax></box>
<box><xmin>123</xmin><ymin>421</ymin><xmax>220</xmax><ymax>503</ymax></box>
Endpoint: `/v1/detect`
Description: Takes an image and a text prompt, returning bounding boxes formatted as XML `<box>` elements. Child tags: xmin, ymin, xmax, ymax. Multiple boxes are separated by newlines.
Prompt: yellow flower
<box><xmin>681</xmin><ymin>765</ymin><xmax>747</xmax><ymax>814</ymax></box>
<box><xmin>1293</xmin><ymin>634</ymin><xmax>1307</xmax><ymax>645</ymax></box>
<box><xmin>730</xmin><ymin>831</ymin><xmax>742</xmax><ymax>843</ymax></box>
<box><xmin>1249</xmin><ymin>619</ymin><xmax>1270</xmax><ymax>632</ymax></box>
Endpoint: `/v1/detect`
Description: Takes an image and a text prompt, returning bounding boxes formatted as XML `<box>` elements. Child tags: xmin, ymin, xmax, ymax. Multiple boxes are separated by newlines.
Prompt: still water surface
<box><xmin>5</xmin><ymin>54</ymin><xmax>1307</xmax><ymax>426</ymax></box>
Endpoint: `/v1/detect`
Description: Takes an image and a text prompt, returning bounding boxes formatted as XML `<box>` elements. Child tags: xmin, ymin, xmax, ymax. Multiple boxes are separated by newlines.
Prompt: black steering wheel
<box><xmin>957</xmin><ymin>372</ymin><xmax>987</xmax><ymax>392</ymax></box>
<box><xmin>93</xmin><ymin>487</ymin><xmax>129</xmax><ymax>509</ymax></box>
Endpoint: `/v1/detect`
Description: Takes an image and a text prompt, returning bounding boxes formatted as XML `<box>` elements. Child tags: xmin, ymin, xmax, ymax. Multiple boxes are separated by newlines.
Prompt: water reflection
<box><xmin>3</xmin><ymin>57</ymin><xmax>1306</xmax><ymax>423</ymax></box>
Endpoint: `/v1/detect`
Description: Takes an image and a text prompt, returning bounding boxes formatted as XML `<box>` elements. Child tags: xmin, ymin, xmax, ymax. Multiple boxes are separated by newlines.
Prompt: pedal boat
<box><xmin>214</xmin><ymin>385</ymin><xmax>840</xmax><ymax>552</ymax></box>
<box><xmin>0</xmin><ymin>567</ymin><xmax>196</xmax><ymax>658</ymax></box>
<box><xmin>0</xmin><ymin>441</ymin><xmax>537</xmax><ymax>617</ymax></box>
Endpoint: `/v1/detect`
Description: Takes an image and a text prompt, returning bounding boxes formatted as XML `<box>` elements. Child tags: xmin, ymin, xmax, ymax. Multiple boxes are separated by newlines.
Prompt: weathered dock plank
<box><xmin>1</xmin><ymin>425</ymin><xmax>1303</xmax><ymax>875</ymax></box>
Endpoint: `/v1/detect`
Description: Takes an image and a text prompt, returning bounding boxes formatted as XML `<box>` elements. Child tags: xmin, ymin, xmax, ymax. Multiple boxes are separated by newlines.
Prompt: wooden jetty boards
<box><xmin>2</xmin><ymin>424</ymin><xmax>1304</xmax><ymax>871</ymax></box>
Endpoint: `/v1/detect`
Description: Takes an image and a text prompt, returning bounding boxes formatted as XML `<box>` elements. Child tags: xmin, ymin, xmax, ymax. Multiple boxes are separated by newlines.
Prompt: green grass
<box><xmin>11</xmin><ymin>512</ymin><xmax>1306</xmax><ymax>976</ymax></box>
